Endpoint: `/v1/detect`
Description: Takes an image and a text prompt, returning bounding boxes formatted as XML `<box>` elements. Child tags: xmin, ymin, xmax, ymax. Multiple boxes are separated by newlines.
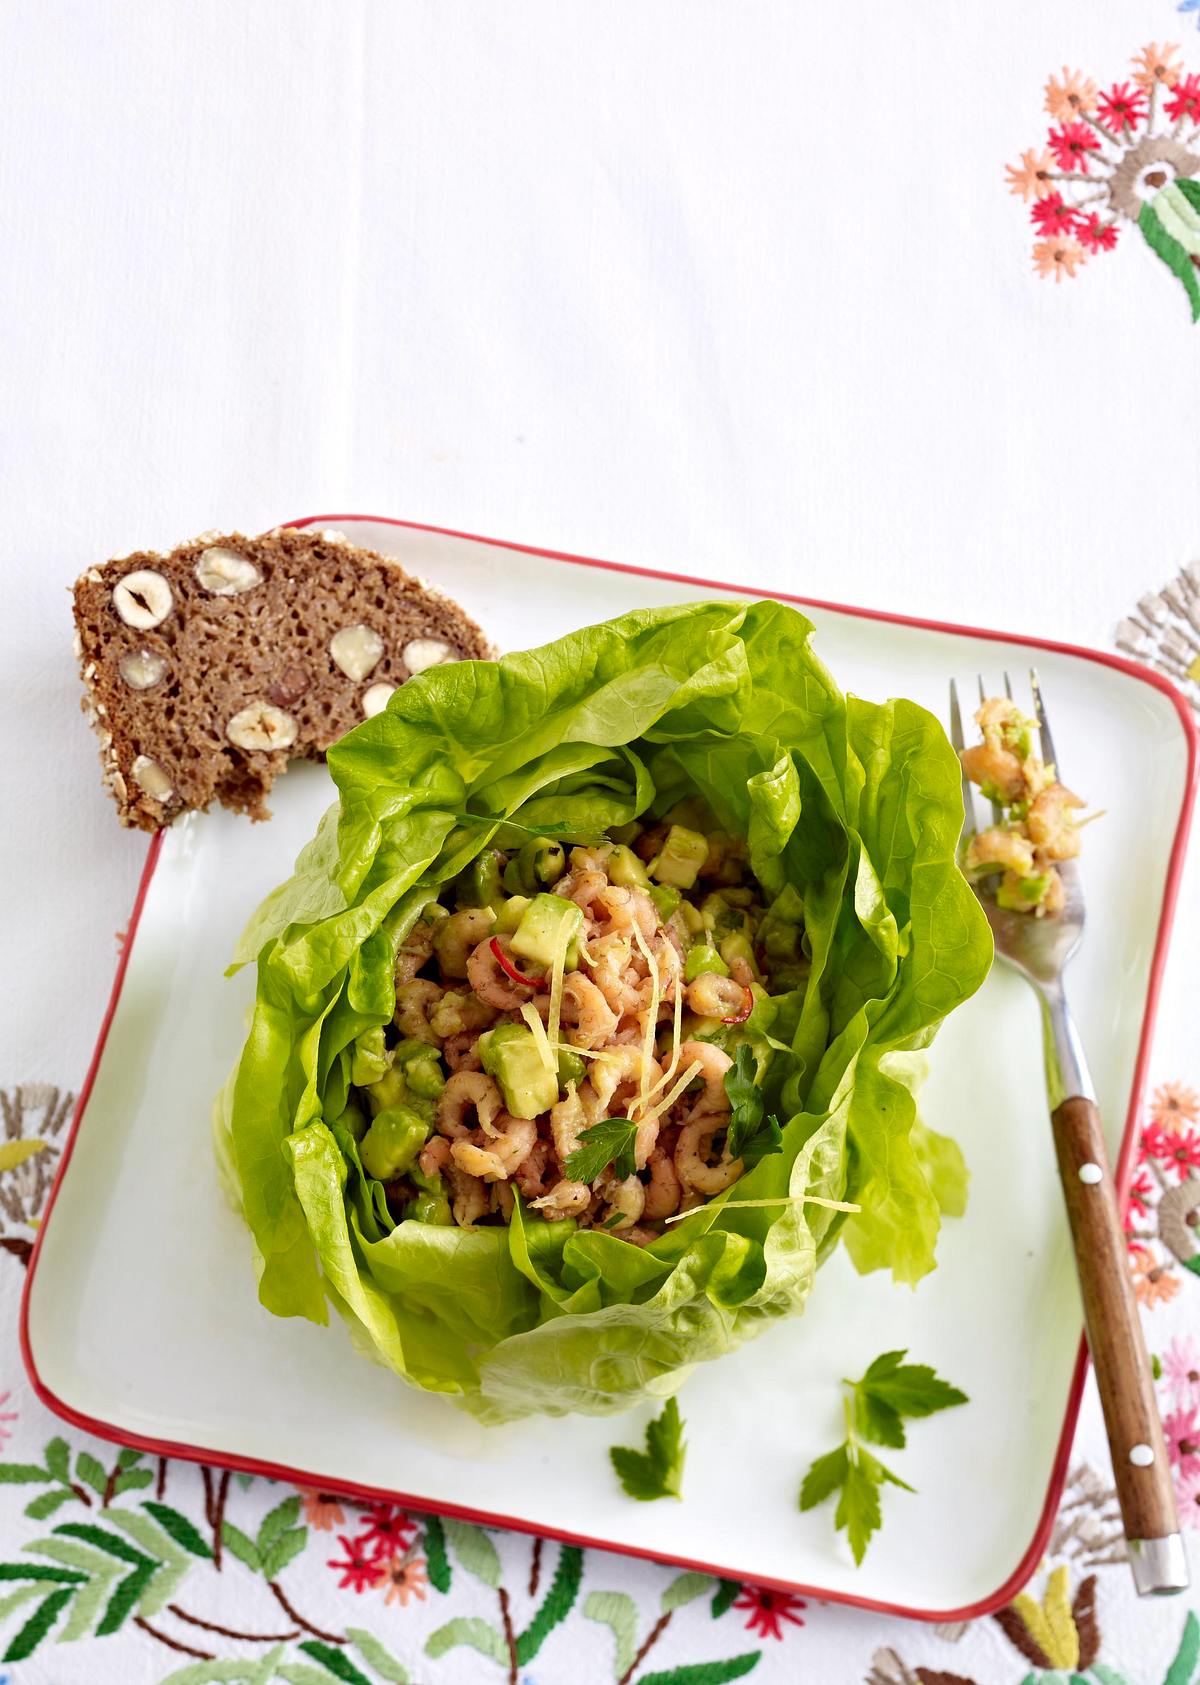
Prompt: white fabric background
<box><xmin>2</xmin><ymin>2</ymin><xmax>1199</xmax><ymax>1679</ymax></box>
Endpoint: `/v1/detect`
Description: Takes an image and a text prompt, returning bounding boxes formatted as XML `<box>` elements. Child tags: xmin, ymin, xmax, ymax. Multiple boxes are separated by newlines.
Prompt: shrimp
<box><xmin>598</xmin><ymin>884</ymin><xmax>658</xmax><ymax>940</ymax></box>
<box><xmin>451</xmin><ymin>1114</ymin><xmax>537</xmax><ymax>1181</ymax></box>
<box><xmin>442</xmin><ymin>1030</ymin><xmax>484</xmax><ymax>1072</ymax></box>
<box><xmin>418</xmin><ymin>1134</ymin><xmax>452</xmax><ymax>1178</ymax></box>
<box><xmin>512</xmin><ymin>1138</ymin><xmax>553</xmax><ymax>1201</ymax></box>
<box><xmin>530</xmin><ymin>1178</ymin><xmax>591</xmax><ymax>1219</ymax></box>
<box><xmin>641</xmin><ymin>1147</ymin><xmax>682</xmax><ymax>1219</ymax></box>
<box><xmin>445</xmin><ymin>1164</ymin><xmax>489</xmax><ymax>1227</ymax></box>
<box><xmin>685</xmin><ymin>973</ymin><xmax>748</xmax><ymax>1019</ymax></box>
<box><xmin>466</xmin><ymin>936</ymin><xmax>538</xmax><ymax>1011</ymax></box>
<box><xmin>959</xmin><ymin>741</ymin><xmax>1025</xmax><ymax>804</ymax></box>
<box><xmin>549</xmin><ymin>1082</ymin><xmax>603</xmax><ymax>1167</ymax></box>
<box><xmin>966</xmin><ymin>827</ymin><xmax>1035</xmax><ymax>876</ymax></box>
<box><xmin>394</xmin><ymin>979</ymin><xmax>445</xmax><ymax>1045</ymax></box>
<box><xmin>678</xmin><ymin>1040</ymin><xmax>733</xmax><ymax>1118</ymax></box>
<box><xmin>591</xmin><ymin>1046</ymin><xmax>663</xmax><ymax>1168</ymax></box>
<box><xmin>558</xmin><ymin>973</ymin><xmax>619</xmax><ymax>1050</ymax></box>
<box><xmin>1041</xmin><ymin>868</ymin><xmax>1066</xmax><ymax>916</ymax></box>
<box><xmin>436</xmin><ymin>1071</ymin><xmax>503</xmax><ymax>1140</ymax></box>
<box><xmin>1026</xmin><ymin>783</ymin><xmax>1084</xmax><ymax>860</ymax></box>
<box><xmin>561</xmin><ymin>870</ymin><xmax>610</xmax><ymax>920</ymax></box>
<box><xmin>433</xmin><ymin>907</ymin><xmax>496</xmax><ymax>979</ymax></box>
<box><xmin>395</xmin><ymin>915</ymin><xmax>439</xmax><ymax>984</ymax></box>
<box><xmin>491</xmin><ymin>1181</ymin><xmax>515</xmax><ymax>1222</ymax></box>
<box><xmin>568</xmin><ymin>844</ymin><xmax>613</xmax><ymax>873</ymax></box>
<box><xmin>597</xmin><ymin>1172</ymin><xmax>646</xmax><ymax>1231</ymax></box>
<box><xmin>674</xmin><ymin>1120</ymin><xmax>743</xmax><ymax>1195</ymax></box>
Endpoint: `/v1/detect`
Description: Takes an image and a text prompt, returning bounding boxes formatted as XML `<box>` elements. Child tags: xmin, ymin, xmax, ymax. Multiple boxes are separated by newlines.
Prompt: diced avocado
<box><xmin>330</xmin><ymin>1100</ymin><xmax>368</xmax><ymax>1142</ymax></box>
<box><xmin>365</xmin><ymin>1064</ymin><xmax>409</xmax><ymax>1116</ymax></box>
<box><xmin>456</xmin><ymin>850</ymin><xmax>503</xmax><ymax>908</ymax></box>
<box><xmin>350</xmin><ymin>1026</ymin><xmax>391</xmax><ymax>1087</ymax></box>
<box><xmin>556</xmin><ymin>1047</ymin><xmax>586</xmax><ymax>1089</ymax></box>
<box><xmin>492</xmin><ymin>894</ymin><xmax>531</xmax><ymax>935</ymax></box>
<box><xmin>996</xmin><ymin>872</ymin><xmax>1050</xmax><ymax>911</ymax></box>
<box><xmin>978</xmin><ymin>778</ymin><xmax>1008</xmax><ymax>808</ymax></box>
<box><xmin>684</xmin><ymin>943</ymin><xmax>729</xmax><ymax>983</ymax></box>
<box><xmin>393</xmin><ymin>1037</ymin><xmax>441</xmax><ymax>1066</ymax></box>
<box><xmin>608</xmin><ymin>821</ymin><xmax>642</xmax><ymax>846</ymax></box>
<box><xmin>480</xmin><ymin>1023</ymin><xmax>558</xmax><ymax>1119</ymax></box>
<box><xmin>720</xmin><ymin>931</ymin><xmax>761</xmax><ymax>980</ymax></box>
<box><xmin>677</xmin><ymin>900</ymin><xmax>705</xmax><ymax>938</ymax></box>
<box><xmin>700</xmin><ymin>890</ymin><xmax>746</xmax><ymax>939</ymax></box>
<box><xmin>648</xmin><ymin>884</ymin><xmax>681</xmax><ymax>921</ymax></box>
<box><xmin>647</xmin><ymin>824</ymin><xmax>709</xmax><ymax>890</ymax></box>
<box><xmin>360</xmin><ymin>1106</ymin><xmax>429</xmax><ymax>1180</ymax></box>
<box><xmin>503</xmin><ymin>837</ymin><xmax>567</xmax><ymax>895</ymax></box>
<box><xmin>405</xmin><ymin>1057</ymin><xmax>445</xmax><ymax>1100</ymax></box>
<box><xmin>408</xmin><ymin>1164</ymin><xmax>452</xmax><ymax>1225</ymax></box>
<box><xmin>608</xmin><ymin>844</ymin><xmax>650</xmax><ymax>889</ymax></box>
<box><xmin>511</xmin><ymin>893</ymin><xmax>583</xmax><ymax>970</ymax></box>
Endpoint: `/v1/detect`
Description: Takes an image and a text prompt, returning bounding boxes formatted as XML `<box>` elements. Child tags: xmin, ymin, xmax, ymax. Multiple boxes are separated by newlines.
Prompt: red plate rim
<box><xmin>22</xmin><ymin>511</ymin><xmax>1199</xmax><ymax>1623</ymax></box>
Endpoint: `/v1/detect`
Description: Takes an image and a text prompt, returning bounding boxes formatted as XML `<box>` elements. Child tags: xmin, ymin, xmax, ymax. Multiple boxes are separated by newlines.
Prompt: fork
<box><xmin>949</xmin><ymin>671</ymin><xmax>1188</xmax><ymax>1596</ymax></box>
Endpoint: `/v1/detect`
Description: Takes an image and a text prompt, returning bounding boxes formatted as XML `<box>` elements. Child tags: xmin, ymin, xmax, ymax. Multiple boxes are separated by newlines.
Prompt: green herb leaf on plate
<box><xmin>610</xmin><ymin>1397</ymin><xmax>686</xmax><ymax>1502</ymax></box>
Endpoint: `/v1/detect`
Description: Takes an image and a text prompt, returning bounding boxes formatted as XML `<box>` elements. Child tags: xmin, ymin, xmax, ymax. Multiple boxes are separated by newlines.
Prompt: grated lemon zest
<box><xmin>641</xmin><ymin>951</ymin><xmax>684</xmax><ymax>1112</ymax></box>
<box><xmin>546</xmin><ymin>921</ymin><xmax>569</xmax><ymax>1055</ymax></box>
<box><xmin>642</xmin><ymin>1058</ymin><xmax>704</xmax><ymax>1126</ymax></box>
<box><xmin>662</xmin><ymin>1195</ymin><xmax>861</xmax><ymax>1225</ymax></box>
<box><xmin>630</xmin><ymin>923</ymin><xmax>660</xmax><ymax>1115</ymax></box>
<box><xmin>519</xmin><ymin>1001</ymin><xmax>558</xmax><ymax>1081</ymax></box>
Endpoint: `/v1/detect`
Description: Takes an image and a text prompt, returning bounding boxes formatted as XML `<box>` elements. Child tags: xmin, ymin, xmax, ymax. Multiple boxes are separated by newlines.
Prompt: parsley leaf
<box><xmin>563</xmin><ymin>1117</ymin><xmax>639</xmax><ymax>1185</ymax></box>
<box><xmin>609</xmin><ymin>1397</ymin><xmax>686</xmax><ymax>1501</ymax></box>
<box><xmin>798</xmin><ymin>1350</ymin><xmax>966</xmax><ymax>1564</ymax></box>
<box><xmin>723</xmin><ymin>1045</ymin><xmax>784</xmax><ymax>1168</ymax></box>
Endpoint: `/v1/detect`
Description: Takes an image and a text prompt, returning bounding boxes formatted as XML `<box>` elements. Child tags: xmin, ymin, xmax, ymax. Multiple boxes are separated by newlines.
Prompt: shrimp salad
<box><xmin>959</xmin><ymin>696</ymin><xmax>1089</xmax><ymax>917</ymax></box>
<box><xmin>342</xmin><ymin>811</ymin><xmax>803</xmax><ymax>1245</ymax></box>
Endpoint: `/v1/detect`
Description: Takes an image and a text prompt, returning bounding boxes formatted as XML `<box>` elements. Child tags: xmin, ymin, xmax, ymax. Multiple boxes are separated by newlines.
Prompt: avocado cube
<box><xmin>510</xmin><ymin>893</ymin><xmax>583</xmax><ymax>971</ymax></box>
<box><xmin>479</xmin><ymin>1023</ymin><xmax>558</xmax><ymax>1119</ymax></box>
<box><xmin>608</xmin><ymin>844</ymin><xmax>651</xmax><ymax>889</ymax></box>
<box><xmin>360</xmin><ymin>1106</ymin><xmax>429</xmax><ymax>1180</ymax></box>
<box><xmin>684</xmin><ymin>943</ymin><xmax>729</xmax><ymax>983</ymax></box>
<box><xmin>648</xmin><ymin>825</ymin><xmax>709</xmax><ymax>890</ymax></box>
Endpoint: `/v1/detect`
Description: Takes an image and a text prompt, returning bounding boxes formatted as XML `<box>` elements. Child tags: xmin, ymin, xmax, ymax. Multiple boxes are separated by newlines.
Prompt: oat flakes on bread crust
<box><xmin>73</xmin><ymin>526</ymin><xmax>495</xmax><ymax>831</ymax></box>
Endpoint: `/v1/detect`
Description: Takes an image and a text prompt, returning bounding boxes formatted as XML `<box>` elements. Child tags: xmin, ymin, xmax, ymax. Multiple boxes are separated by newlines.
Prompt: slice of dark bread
<box><xmin>73</xmin><ymin>526</ymin><xmax>494</xmax><ymax>830</ymax></box>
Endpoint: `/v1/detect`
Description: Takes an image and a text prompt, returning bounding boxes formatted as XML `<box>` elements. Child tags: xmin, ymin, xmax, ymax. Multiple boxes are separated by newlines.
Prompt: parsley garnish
<box><xmin>724</xmin><ymin>1045</ymin><xmax>784</xmax><ymax>1168</ymax></box>
<box><xmin>609</xmin><ymin>1397</ymin><xmax>686</xmax><ymax>1502</ymax></box>
<box><xmin>798</xmin><ymin>1350</ymin><xmax>967</xmax><ymax>1564</ymax></box>
<box><xmin>563</xmin><ymin>1117</ymin><xmax>639</xmax><ymax>1185</ymax></box>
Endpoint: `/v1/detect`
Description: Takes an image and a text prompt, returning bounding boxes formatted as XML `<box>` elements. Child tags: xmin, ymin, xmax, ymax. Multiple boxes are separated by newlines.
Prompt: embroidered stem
<box><xmin>156</xmin><ymin>1456</ymin><xmax>167</xmax><ymax>1500</ymax></box>
<box><xmin>1050</xmin><ymin>169</ymin><xmax>1114</xmax><ymax>184</ymax></box>
<box><xmin>69</xmin><ymin>1482</ymin><xmax>92</xmax><ymax>1509</ymax></box>
<box><xmin>102</xmin><ymin>1458</ymin><xmax>120</xmax><ymax>1508</ymax></box>
<box><xmin>498</xmin><ymin>1586</ymin><xmax>518</xmax><ymax>1685</ymax></box>
<box><xmin>618</xmin><ymin>1610</ymin><xmax>673</xmax><ymax>1685</ymax></box>
<box><xmin>134</xmin><ymin>1615</ymin><xmax>213</xmax><ymax>1660</ymax></box>
<box><xmin>1081</xmin><ymin>112</ymin><xmax>1123</xmax><ymax>156</ymax></box>
<box><xmin>167</xmin><ymin>1602</ymin><xmax>299</xmax><ymax>1643</ymax></box>
<box><xmin>268</xmin><ymin>1580</ymin><xmax>345</xmax><ymax>1645</ymax></box>
<box><xmin>202</xmin><ymin>1468</ymin><xmax>230</xmax><ymax>1569</ymax></box>
<box><xmin>1150</xmin><ymin>82</ymin><xmax>1160</xmax><ymax>135</ymax></box>
<box><xmin>528</xmin><ymin>1536</ymin><xmax>543</xmax><ymax>1599</ymax></box>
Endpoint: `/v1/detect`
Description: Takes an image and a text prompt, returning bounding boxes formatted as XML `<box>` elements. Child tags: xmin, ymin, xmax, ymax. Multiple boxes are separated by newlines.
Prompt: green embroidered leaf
<box><xmin>345</xmin><ymin>1627</ymin><xmax>411</xmax><ymax>1683</ymax></box>
<box><xmin>425</xmin><ymin>1615</ymin><xmax>509</xmax><ymax>1663</ymax></box>
<box><xmin>637</xmin><ymin>1653</ymin><xmax>762</xmax><ymax>1685</ymax></box>
<box><xmin>1087</xmin><ymin>1668</ymin><xmax>1129</xmax><ymax>1685</ymax></box>
<box><xmin>144</xmin><ymin>1501</ymin><xmax>214</xmax><ymax>1558</ymax></box>
<box><xmin>220</xmin><ymin>1520</ymin><xmax>262</xmax><ymax>1573</ymax></box>
<box><xmin>43</xmin><ymin>1437</ymin><xmax>70</xmax><ymax>1484</ymax></box>
<box><xmin>442</xmin><ymin>1518</ymin><xmax>501</xmax><ymax>1588</ymax></box>
<box><xmin>159</xmin><ymin>1650</ymin><xmax>288</xmax><ymax>1685</ymax></box>
<box><xmin>57</xmin><ymin>1557</ymin><xmax>119</xmax><ymax>1642</ymax></box>
<box><xmin>2</xmin><ymin>1584</ymin><xmax>74</xmax><ymax>1660</ymax></box>
<box><xmin>113</xmin><ymin>1467</ymin><xmax>155</xmax><ymax>1497</ymax></box>
<box><xmin>24</xmin><ymin>1488</ymin><xmax>71</xmax><ymax>1521</ymax></box>
<box><xmin>53</xmin><ymin>1522</ymin><xmax>150</xmax><ymax>1567</ymax></box>
<box><xmin>280</xmin><ymin>1667</ymin><xmax>360</xmax><ymax>1685</ymax></box>
<box><xmin>710</xmin><ymin>1578</ymin><xmax>740</xmax><ymax>1619</ymax></box>
<box><xmin>610</xmin><ymin>1397</ymin><xmax>686</xmax><ymax>1501</ymax></box>
<box><xmin>1164</xmin><ymin>1609</ymin><xmax>1200</xmax><ymax>1685</ymax></box>
<box><xmin>583</xmin><ymin>1589</ymin><xmax>639</xmax><ymax>1681</ymax></box>
<box><xmin>662</xmin><ymin>1571</ymin><xmax>714</xmax><ymax>1612</ymax></box>
<box><xmin>105</xmin><ymin>1507</ymin><xmax>186</xmax><ymax>1567</ymax></box>
<box><xmin>0</xmin><ymin>1583</ymin><xmax>49</xmax><ymax>1624</ymax></box>
<box><xmin>0</xmin><ymin>1463</ymin><xmax>51</xmax><ymax>1484</ymax></box>
<box><xmin>116</xmin><ymin>1448</ymin><xmax>144</xmax><ymax>1470</ymax></box>
<box><xmin>0</xmin><ymin>1562</ymin><xmax>85</xmax><ymax>1583</ymax></box>
<box><xmin>423</xmin><ymin>1514</ymin><xmax>451</xmax><ymax>1592</ymax></box>
<box><xmin>262</xmin><ymin>1526</ymin><xmax>308</xmax><ymax>1581</ymax></box>
<box><xmin>297</xmin><ymin>1640</ymin><xmax>373</xmax><ymax>1684</ymax></box>
<box><xmin>1140</xmin><ymin>201</ymin><xmax>1200</xmax><ymax>322</ymax></box>
<box><xmin>96</xmin><ymin>1558</ymin><xmax>156</xmax><ymax>1635</ymax></box>
<box><xmin>22</xmin><ymin>1539</ymin><xmax>113</xmax><ymax>1577</ymax></box>
<box><xmin>515</xmin><ymin>1542</ymin><xmax>583</xmax><ymax>1663</ymax></box>
<box><xmin>75</xmin><ymin>1452</ymin><xmax>109</xmax><ymax>1496</ymax></box>
<box><xmin>258</xmin><ymin>1495</ymin><xmax>302</xmax><ymax>1556</ymax></box>
<box><xmin>138</xmin><ymin>1555</ymin><xmax>193</xmax><ymax>1619</ymax></box>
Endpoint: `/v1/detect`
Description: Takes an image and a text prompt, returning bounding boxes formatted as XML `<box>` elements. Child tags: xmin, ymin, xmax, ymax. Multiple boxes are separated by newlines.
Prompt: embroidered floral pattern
<box><xmin>1008</xmin><ymin>44</ymin><xmax>1200</xmax><ymax>318</ymax></box>
<box><xmin>731</xmin><ymin>1586</ymin><xmax>807</xmax><ymax>1640</ymax></box>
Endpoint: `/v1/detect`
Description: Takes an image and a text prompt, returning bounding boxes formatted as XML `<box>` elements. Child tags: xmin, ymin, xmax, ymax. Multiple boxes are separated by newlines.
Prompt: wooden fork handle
<box><xmin>1052</xmin><ymin>1095</ymin><xmax>1187</xmax><ymax>1590</ymax></box>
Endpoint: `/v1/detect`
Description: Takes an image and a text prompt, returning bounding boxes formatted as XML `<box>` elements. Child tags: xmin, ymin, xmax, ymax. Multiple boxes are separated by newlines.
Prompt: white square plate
<box><xmin>23</xmin><ymin>515</ymin><xmax>1197</xmax><ymax>1620</ymax></box>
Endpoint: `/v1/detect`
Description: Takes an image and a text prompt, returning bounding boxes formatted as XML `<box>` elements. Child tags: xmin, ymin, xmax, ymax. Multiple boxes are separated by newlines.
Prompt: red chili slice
<box><xmin>490</xmin><ymin>935</ymin><xmax>546</xmax><ymax>990</ymax></box>
<box><xmin>721</xmin><ymin>985</ymin><xmax>754</xmax><ymax>1025</ymax></box>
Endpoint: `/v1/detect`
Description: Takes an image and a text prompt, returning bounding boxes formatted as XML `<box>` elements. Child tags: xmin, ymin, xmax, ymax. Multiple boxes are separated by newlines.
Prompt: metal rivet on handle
<box><xmin>1129</xmin><ymin>1444</ymin><xmax>1156</xmax><ymax>1467</ymax></box>
<box><xmin>1078</xmin><ymin>1163</ymin><xmax>1103</xmax><ymax>1185</ymax></box>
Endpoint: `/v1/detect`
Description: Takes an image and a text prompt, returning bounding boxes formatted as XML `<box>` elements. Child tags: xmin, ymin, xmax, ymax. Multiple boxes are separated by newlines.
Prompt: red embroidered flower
<box><xmin>1164</xmin><ymin>1406</ymin><xmax>1200</xmax><ymax>1475</ymax></box>
<box><xmin>355</xmin><ymin>1503</ymin><xmax>418</xmax><ymax>1563</ymax></box>
<box><xmin>1047</xmin><ymin>122</ymin><xmax>1103</xmax><ymax>172</ymax></box>
<box><xmin>1142</xmin><ymin>1121</ymin><xmax>1173</xmax><ymax>1161</ymax></box>
<box><xmin>1163</xmin><ymin>1128</ymin><xmax>1200</xmax><ymax>1179</ymax></box>
<box><xmin>1030</xmin><ymin>194</ymin><xmax>1080</xmax><ymax>236</ymax></box>
<box><xmin>1125</xmin><ymin>1167</ymin><xmax>1154</xmax><ymax>1219</ymax></box>
<box><xmin>1076</xmin><ymin>214</ymin><xmax>1120</xmax><ymax>254</ymax></box>
<box><xmin>327</xmin><ymin>1535</ymin><xmax>387</xmax><ymax>1593</ymax></box>
<box><xmin>1165</xmin><ymin>72</ymin><xmax>1200</xmax><ymax>124</ymax></box>
<box><xmin>732</xmin><ymin>1585</ymin><xmax>807</xmax><ymax>1640</ymax></box>
<box><xmin>1096</xmin><ymin>81</ymin><xmax>1148</xmax><ymax>131</ymax></box>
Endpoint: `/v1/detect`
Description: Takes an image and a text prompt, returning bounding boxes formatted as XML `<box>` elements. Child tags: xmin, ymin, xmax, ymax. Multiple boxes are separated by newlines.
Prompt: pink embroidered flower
<box><xmin>1096</xmin><ymin>81</ymin><xmax>1148</xmax><ymax>131</ymax></box>
<box><xmin>1175</xmin><ymin>1461</ymin><xmax>1200</xmax><ymax>1529</ymax></box>
<box><xmin>1006</xmin><ymin>149</ymin><xmax>1058</xmax><ymax>202</ymax></box>
<box><xmin>1163</xmin><ymin>1336</ymin><xmax>1200</xmax><ymax>1410</ymax></box>
<box><xmin>733</xmin><ymin>1586</ymin><xmax>807</xmax><ymax>1640</ymax></box>
<box><xmin>1044</xmin><ymin>68</ymin><xmax>1100</xmax><ymax>120</ymax></box>
<box><xmin>300</xmin><ymin>1490</ymin><xmax>346</xmax><ymax>1532</ymax></box>
<box><xmin>1164</xmin><ymin>1405</ymin><xmax>1200</xmax><ymax>1475</ymax></box>
<box><xmin>327</xmin><ymin>1535</ymin><xmax>387</xmax><ymax>1593</ymax></box>
<box><xmin>0</xmin><ymin>1391</ymin><xmax>18</xmax><ymax>1448</ymax></box>
<box><xmin>381</xmin><ymin>1554</ymin><xmax>429</xmax><ymax>1607</ymax></box>
<box><xmin>355</xmin><ymin>1503</ymin><xmax>418</xmax><ymax>1563</ymax></box>
<box><xmin>1047</xmin><ymin>122</ymin><xmax>1103</xmax><ymax>172</ymax></box>
<box><xmin>1031</xmin><ymin>194</ymin><xmax>1080</xmax><ymax>236</ymax></box>
<box><xmin>1166</xmin><ymin>72</ymin><xmax>1200</xmax><ymax>123</ymax></box>
<box><xmin>1132</xmin><ymin>42</ymin><xmax>1183</xmax><ymax>93</ymax></box>
<box><xmin>1125</xmin><ymin>1166</ymin><xmax>1155</xmax><ymax>1219</ymax></box>
<box><xmin>1033</xmin><ymin>238</ymin><xmax>1088</xmax><ymax>281</ymax></box>
<box><xmin>1151</xmin><ymin>1084</ymin><xmax>1200</xmax><ymax>1130</ymax></box>
<box><xmin>1162</xmin><ymin>1129</ymin><xmax>1200</xmax><ymax>1179</ymax></box>
<box><xmin>1131</xmin><ymin>1246</ymin><xmax>1181</xmax><ymax>1307</ymax></box>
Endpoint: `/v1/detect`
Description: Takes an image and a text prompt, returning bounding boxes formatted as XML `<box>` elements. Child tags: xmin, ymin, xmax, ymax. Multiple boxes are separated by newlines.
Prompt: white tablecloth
<box><xmin>3</xmin><ymin>3</ymin><xmax>1200</xmax><ymax>1680</ymax></box>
